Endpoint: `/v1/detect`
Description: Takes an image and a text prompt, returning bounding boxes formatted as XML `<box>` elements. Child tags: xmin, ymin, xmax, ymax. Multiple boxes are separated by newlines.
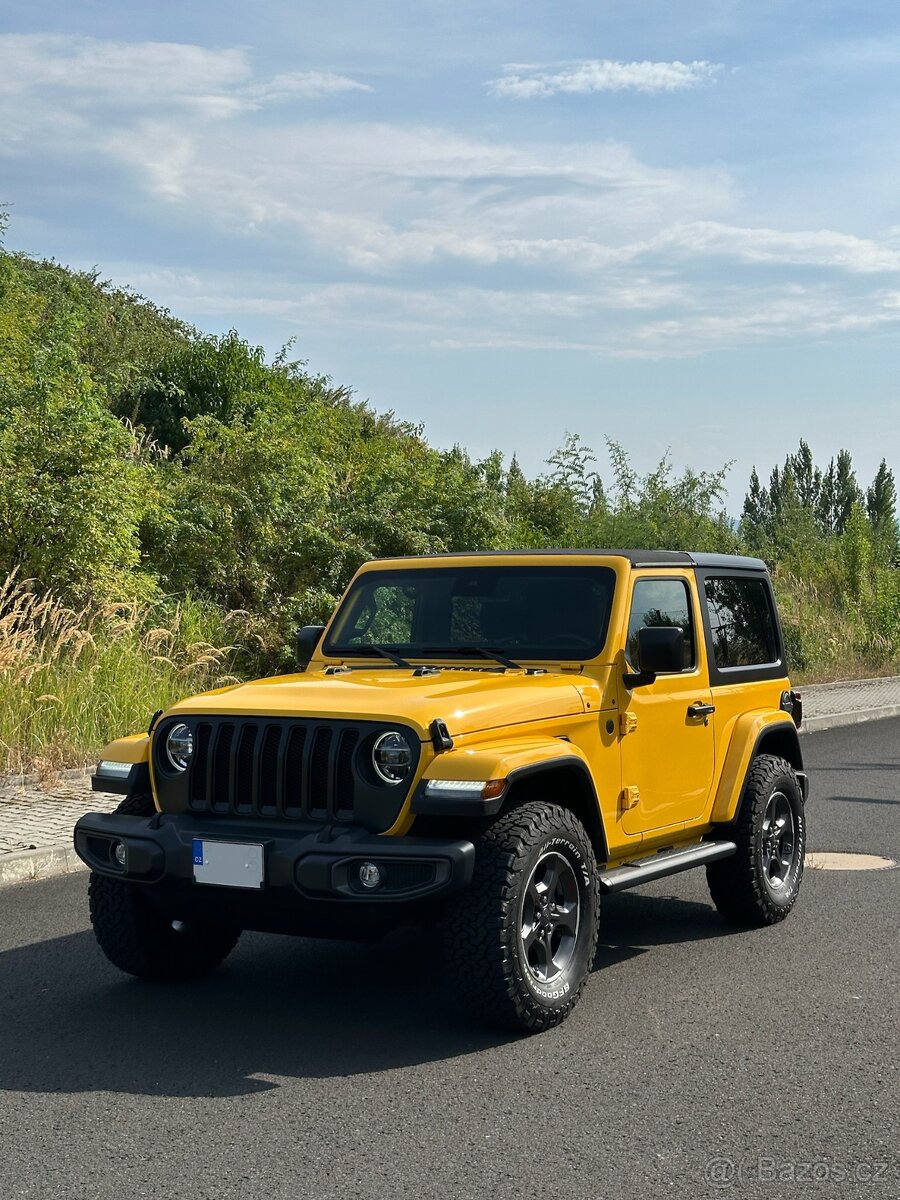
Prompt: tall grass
<box><xmin>0</xmin><ymin>573</ymin><xmax>252</xmax><ymax>776</ymax></box>
<box><xmin>774</xmin><ymin>567</ymin><xmax>900</xmax><ymax>682</ymax></box>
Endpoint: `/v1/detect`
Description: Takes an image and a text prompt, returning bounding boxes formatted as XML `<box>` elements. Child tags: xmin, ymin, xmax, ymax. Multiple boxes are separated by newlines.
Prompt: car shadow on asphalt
<box><xmin>827</xmin><ymin>793</ymin><xmax>900</xmax><ymax>805</ymax></box>
<box><xmin>811</xmin><ymin>761</ymin><xmax>900</xmax><ymax>771</ymax></box>
<box><xmin>0</xmin><ymin>891</ymin><xmax>730</xmax><ymax>1099</ymax></box>
<box><xmin>595</xmin><ymin>890</ymin><xmax>739</xmax><ymax>968</ymax></box>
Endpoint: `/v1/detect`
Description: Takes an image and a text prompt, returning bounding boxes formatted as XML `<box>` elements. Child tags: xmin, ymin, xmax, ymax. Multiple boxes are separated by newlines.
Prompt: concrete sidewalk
<box><xmin>2</xmin><ymin>674</ymin><xmax>900</xmax><ymax>887</ymax></box>
<box><xmin>797</xmin><ymin>675</ymin><xmax>900</xmax><ymax>732</ymax></box>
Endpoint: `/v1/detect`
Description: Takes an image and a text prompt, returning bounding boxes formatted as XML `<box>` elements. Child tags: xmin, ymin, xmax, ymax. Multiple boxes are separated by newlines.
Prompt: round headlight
<box><xmin>165</xmin><ymin>723</ymin><xmax>194</xmax><ymax>771</ymax></box>
<box><xmin>372</xmin><ymin>731</ymin><xmax>412</xmax><ymax>785</ymax></box>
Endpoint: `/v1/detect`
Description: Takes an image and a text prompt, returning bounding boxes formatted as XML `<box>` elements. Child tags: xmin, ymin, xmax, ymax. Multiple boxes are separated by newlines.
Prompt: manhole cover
<box><xmin>806</xmin><ymin>852</ymin><xmax>898</xmax><ymax>871</ymax></box>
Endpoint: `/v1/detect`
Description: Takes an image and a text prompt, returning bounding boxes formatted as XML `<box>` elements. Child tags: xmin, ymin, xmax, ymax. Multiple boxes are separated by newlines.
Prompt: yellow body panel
<box><xmin>109</xmin><ymin>551</ymin><xmax>795</xmax><ymax>858</ymax></box>
<box><xmin>422</xmin><ymin>735</ymin><xmax>593</xmax><ymax>783</ymax></box>
<box><xmin>99</xmin><ymin>733</ymin><xmax>150</xmax><ymax>764</ymax></box>
<box><xmin>710</xmin><ymin>707</ymin><xmax>796</xmax><ymax>824</ymax></box>
<box><xmin>166</xmin><ymin>668</ymin><xmax>587</xmax><ymax>742</ymax></box>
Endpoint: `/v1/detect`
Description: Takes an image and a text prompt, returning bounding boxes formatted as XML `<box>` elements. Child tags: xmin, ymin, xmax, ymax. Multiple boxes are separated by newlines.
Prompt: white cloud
<box><xmin>97</xmin><ymin>118</ymin><xmax>734</xmax><ymax>267</ymax></box>
<box><xmin>240</xmin><ymin>71</ymin><xmax>372</xmax><ymax>105</ymax></box>
<box><xmin>487</xmin><ymin>59</ymin><xmax>722</xmax><ymax>99</ymax></box>
<box><xmin>92</xmin><ymin>261</ymin><xmax>900</xmax><ymax>363</ymax></box>
<box><xmin>0</xmin><ymin>34</ymin><xmax>369</xmax><ymax>119</ymax></box>
<box><xmin>5</xmin><ymin>33</ymin><xmax>900</xmax><ymax>361</ymax></box>
<box><xmin>643</xmin><ymin>222</ymin><xmax>900</xmax><ymax>273</ymax></box>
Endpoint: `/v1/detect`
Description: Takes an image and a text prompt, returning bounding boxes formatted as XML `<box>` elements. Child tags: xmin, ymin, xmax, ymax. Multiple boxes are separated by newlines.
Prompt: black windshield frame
<box><xmin>323</xmin><ymin>565</ymin><xmax>617</xmax><ymax>662</ymax></box>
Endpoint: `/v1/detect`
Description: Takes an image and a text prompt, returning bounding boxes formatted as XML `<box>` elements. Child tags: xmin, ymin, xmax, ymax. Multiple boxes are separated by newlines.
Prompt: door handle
<box><xmin>687</xmin><ymin>702</ymin><xmax>716</xmax><ymax>720</ymax></box>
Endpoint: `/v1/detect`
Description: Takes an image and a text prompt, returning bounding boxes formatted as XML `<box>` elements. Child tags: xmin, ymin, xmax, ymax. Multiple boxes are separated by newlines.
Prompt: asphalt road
<box><xmin>1</xmin><ymin>720</ymin><xmax>897</xmax><ymax>1200</ymax></box>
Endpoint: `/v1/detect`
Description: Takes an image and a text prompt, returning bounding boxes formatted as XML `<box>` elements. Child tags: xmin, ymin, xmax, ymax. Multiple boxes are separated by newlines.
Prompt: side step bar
<box><xmin>599</xmin><ymin>839</ymin><xmax>737</xmax><ymax>893</ymax></box>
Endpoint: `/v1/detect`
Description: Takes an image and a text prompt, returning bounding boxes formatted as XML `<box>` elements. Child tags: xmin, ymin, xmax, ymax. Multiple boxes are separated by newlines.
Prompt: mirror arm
<box><xmin>623</xmin><ymin>669</ymin><xmax>657</xmax><ymax>689</ymax></box>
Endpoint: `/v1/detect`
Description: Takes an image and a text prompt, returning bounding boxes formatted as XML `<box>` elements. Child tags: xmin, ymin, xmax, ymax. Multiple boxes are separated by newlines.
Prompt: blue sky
<box><xmin>2</xmin><ymin>0</ymin><xmax>899</xmax><ymax>507</ymax></box>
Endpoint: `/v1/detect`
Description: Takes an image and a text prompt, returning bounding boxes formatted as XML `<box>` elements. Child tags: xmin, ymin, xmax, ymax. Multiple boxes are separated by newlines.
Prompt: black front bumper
<box><xmin>74</xmin><ymin>811</ymin><xmax>474</xmax><ymax>932</ymax></box>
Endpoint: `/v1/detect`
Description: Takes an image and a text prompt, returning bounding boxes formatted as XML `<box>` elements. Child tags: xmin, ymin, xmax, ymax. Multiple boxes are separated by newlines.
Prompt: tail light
<box><xmin>781</xmin><ymin>689</ymin><xmax>802</xmax><ymax>728</ymax></box>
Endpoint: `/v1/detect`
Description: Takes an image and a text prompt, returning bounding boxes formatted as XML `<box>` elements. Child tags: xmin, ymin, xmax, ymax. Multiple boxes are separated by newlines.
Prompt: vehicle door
<box><xmin>617</xmin><ymin>573</ymin><xmax>716</xmax><ymax>835</ymax></box>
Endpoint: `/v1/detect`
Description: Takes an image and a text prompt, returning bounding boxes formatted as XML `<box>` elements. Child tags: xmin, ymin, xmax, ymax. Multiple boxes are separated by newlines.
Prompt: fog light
<box><xmin>114</xmin><ymin>841</ymin><xmax>127</xmax><ymax>868</ymax></box>
<box><xmin>359</xmin><ymin>861</ymin><xmax>382</xmax><ymax>889</ymax></box>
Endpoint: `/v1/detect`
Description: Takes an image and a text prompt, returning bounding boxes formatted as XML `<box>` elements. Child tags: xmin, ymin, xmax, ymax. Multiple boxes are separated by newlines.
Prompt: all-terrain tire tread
<box><xmin>706</xmin><ymin>753</ymin><xmax>805</xmax><ymax>926</ymax></box>
<box><xmin>443</xmin><ymin>800</ymin><xmax>600</xmax><ymax>1033</ymax></box>
<box><xmin>88</xmin><ymin>792</ymin><xmax>239</xmax><ymax>980</ymax></box>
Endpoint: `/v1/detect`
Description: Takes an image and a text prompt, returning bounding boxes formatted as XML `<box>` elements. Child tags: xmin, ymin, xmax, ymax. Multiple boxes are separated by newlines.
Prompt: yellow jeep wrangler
<box><xmin>77</xmin><ymin>551</ymin><xmax>807</xmax><ymax>1032</ymax></box>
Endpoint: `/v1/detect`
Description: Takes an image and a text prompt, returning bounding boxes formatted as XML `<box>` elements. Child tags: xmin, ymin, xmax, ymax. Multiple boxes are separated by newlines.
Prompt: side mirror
<box><xmin>296</xmin><ymin>625</ymin><xmax>325</xmax><ymax>671</ymax></box>
<box><xmin>624</xmin><ymin>626</ymin><xmax>684</xmax><ymax>687</ymax></box>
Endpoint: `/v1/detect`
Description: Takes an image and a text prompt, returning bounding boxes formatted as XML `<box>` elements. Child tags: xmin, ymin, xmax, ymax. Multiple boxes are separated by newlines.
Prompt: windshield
<box><xmin>324</xmin><ymin>565</ymin><xmax>616</xmax><ymax>661</ymax></box>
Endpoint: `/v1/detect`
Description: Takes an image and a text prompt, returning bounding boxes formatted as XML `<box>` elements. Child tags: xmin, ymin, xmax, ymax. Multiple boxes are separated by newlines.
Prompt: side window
<box><xmin>704</xmin><ymin>577</ymin><xmax>778</xmax><ymax>668</ymax></box>
<box><xmin>627</xmin><ymin>579</ymin><xmax>695</xmax><ymax>671</ymax></box>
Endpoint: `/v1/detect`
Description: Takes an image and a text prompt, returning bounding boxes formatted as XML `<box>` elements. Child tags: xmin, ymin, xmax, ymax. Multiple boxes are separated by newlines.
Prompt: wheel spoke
<box><xmin>551</xmin><ymin>902</ymin><xmax>578</xmax><ymax>936</ymax></box>
<box><xmin>522</xmin><ymin>922</ymin><xmax>540</xmax><ymax>951</ymax></box>
<box><xmin>541</xmin><ymin>860</ymin><xmax>560</xmax><ymax>897</ymax></box>
<box><xmin>518</xmin><ymin>849</ymin><xmax>582</xmax><ymax>986</ymax></box>
<box><xmin>541</xmin><ymin>932</ymin><xmax>556</xmax><ymax>972</ymax></box>
<box><xmin>759</xmin><ymin>789</ymin><xmax>800</xmax><ymax>888</ymax></box>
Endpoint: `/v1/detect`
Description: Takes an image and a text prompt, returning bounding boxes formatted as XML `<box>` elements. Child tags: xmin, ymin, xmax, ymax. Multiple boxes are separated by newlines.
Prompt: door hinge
<box><xmin>621</xmin><ymin>785</ymin><xmax>640</xmax><ymax>811</ymax></box>
<box><xmin>619</xmin><ymin>711</ymin><xmax>638</xmax><ymax>736</ymax></box>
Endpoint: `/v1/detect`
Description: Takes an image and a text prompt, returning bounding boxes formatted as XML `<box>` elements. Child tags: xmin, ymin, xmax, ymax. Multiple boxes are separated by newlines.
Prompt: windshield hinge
<box><xmin>619</xmin><ymin>712</ymin><xmax>638</xmax><ymax>736</ymax></box>
<box><xmin>430</xmin><ymin>719</ymin><xmax>454</xmax><ymax>751</ymax></box>
<box><xmin>621</xmin><ymin>786</ymin><xmax>641</xmax><ymax>812</ymax></box>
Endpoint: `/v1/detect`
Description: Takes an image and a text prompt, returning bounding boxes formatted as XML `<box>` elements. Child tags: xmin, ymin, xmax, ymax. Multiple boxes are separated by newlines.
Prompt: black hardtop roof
<box><xmin>373</xmin><ymin>549</ymin><xmax>769</xmax><ymax>572</ymax></box>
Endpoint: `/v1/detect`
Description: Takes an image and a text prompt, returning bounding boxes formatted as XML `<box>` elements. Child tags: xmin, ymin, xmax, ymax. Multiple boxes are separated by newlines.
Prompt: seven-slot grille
<box><xmin>188</xmin><ymin>720</ymin><xmax>361</xmax><ymax>822</ymax></box>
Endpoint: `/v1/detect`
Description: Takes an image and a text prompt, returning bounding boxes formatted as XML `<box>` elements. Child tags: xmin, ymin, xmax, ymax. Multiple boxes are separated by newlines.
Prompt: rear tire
<box><xmin>443</xmin><ymin>801</ymin><xmax>600</xmax><ymax>1033</ymax></box>
<box><xmin>707</xmin><ymin>754</ymin><xmax>805</xmax><ymax>925</ymax></box>
<box><xmin>89</xmin><ymin>793</ymin><xmax>240</xmax><ymax>981</ymax></box>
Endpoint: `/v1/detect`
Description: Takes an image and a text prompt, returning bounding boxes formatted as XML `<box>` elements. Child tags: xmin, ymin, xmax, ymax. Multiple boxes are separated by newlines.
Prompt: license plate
<box><xmin>192</xmin><ymin>839</ymin><xmax>264</xmax><ymax>889</ymax></box>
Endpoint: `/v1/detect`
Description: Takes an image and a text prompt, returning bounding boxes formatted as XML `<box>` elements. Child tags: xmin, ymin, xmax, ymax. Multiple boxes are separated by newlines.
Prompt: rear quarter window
<box><xmin>704</xmin><ymin>576</ymin><xmax>779</xmax><ymax>669</ymax></box>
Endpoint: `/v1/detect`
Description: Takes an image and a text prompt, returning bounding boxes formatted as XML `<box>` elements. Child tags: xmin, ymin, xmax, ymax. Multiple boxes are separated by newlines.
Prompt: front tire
<box><xmin>443</xmin><ymin>801</ymin><xmax>600</xmax><ymax>1033</ymax></box>
<box><xmin>89</xmin><ymin>793</ymin><xmax>240</xmax><ymax>981</ymax></box>
<box><xmin>707</xmin><ymin>754</ymin><xmax>805</xmax><ymax>925</ymax></box>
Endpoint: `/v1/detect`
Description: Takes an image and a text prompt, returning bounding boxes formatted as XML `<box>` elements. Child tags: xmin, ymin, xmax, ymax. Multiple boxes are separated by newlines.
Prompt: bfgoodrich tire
<box><xmin>88</xmin><ymin>793</ymin><xmax>240</xmax><ymax>981</ymax></box>
<box><xmin>443</xmin><ymin>801</ymin><xmax>600</xmax><ymax>1033</ymax></box>
<box><xmin>707</xmin><ymin>754</ymin><xmax>806</xmax><ymax>926</ymax></box>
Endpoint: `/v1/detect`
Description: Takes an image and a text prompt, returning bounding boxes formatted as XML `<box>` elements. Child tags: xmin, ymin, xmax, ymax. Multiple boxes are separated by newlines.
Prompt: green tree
<box><xmin>786</xmin><ymin>439</ymin><xmax>820</xmax><ymax>510</ymax></box>
<box><xmin>817</xmin><ymin>458</ymin><xmax>838</xmax><ymax>534</ymax></box>
<box><xmin>867</xmin><ymin>459</ymin><xmax>898</xmax><ymax>563</ymax></box>
<box><xmin>741</xmin><ymin>466</ymin><xmax>770</xmax><ymax>553</ymax></box>
<box><xmin>840</xmin><ymin>501</ymin><xmax>873</xmax><ymax>603</ymax></box>
<box><xmin>834</xmin><ymin>449</ymin><xmax>862</xmax><ymax>534</ymax></box>
<box><xmin>0</xmin><ymin>255</ymin><xmax>154</xmax><ymax>600</ymax></box>
<box><xmin>546</xmin><ymin>433</ymin><xmax>600</xmax><ymax>514</ymax></box>
<box><xmin>123</xmin><ymin>330</ymin><xmax>289</xmax><ymax>454</ymax></box>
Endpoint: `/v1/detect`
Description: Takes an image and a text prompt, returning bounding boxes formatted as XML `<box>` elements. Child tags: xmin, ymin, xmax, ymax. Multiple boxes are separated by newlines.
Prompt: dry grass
<box><xmin>0</xmin><ymin>572</ymin><xmax>247</xmax><ymax>776</ymax></box>
<box><xmin>774</xmin><ymin>567</ymin><xmax>900</xmax><ymax>684</ymax></box>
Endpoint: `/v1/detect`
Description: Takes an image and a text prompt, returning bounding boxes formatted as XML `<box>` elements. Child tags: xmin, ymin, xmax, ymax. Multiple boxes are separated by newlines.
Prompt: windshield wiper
<box><xmin>349</xmin><ymin>644</ymin><xmax>414</xmax><ymax>669</ymax></box>
<box><xmin>415</xmin><ymin>645</ymin><xmax>523</xmax><ymax>671</ymax></box>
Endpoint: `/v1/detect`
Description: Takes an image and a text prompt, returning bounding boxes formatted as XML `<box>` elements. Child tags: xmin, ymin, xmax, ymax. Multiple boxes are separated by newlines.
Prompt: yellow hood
<box><xmin>166</xmin><ymin>667</ymin><xmax>590</xmax><ymax>741</ymax></box>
